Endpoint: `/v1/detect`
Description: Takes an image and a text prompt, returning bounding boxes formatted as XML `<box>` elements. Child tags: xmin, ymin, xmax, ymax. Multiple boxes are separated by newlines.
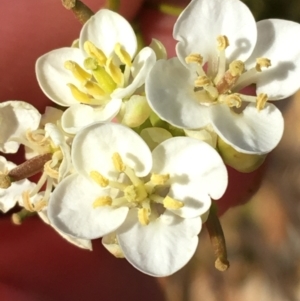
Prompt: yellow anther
<box><xmin>67</xmin><ymin>83</ymin><xmax>93</xmax><ymax>103</ymax></box>
<box><xmin>90</xmin><ymin>171</ymin><xmax>109</xmax><ymax>187</ymax></box>
<box><xmin>185</xmin><ymin>53</ymin><xmax>203</xmax><ymax>65</ymax></box>
<box><xmin>114</xmin><ymin>43</ymin><xmax>132</xmax><ymax>66</ymax></box>
<box><xmin>44</xmin><ymin>161</ymin><xmax>59</xmax><ymax>179</ymax></box>
<box><xmin>195</xmin><ymin>75</ymin><xmax>212</xmax><ymax>87</ymax></box>
<box><xmin>229</xmin><ymin>60</ymin><xmax>244</xmax><ymax>77</ymax></box>
<box><xmin>0</xmin><ymin>174</ymin><xmax>11</xmax><ymax>189</ymax></box>
<box><xmin>124</xmin><ymin>185</ymin><xmax>148</xmax><ymax>203</ymax></box>
<box><xmin>224</xmin><ymin>93</ymin><xmax>242</xmax><ymax>108</ymax></box>
<box><xmin>34</xmin><ymin>199</ymin><xmax>47</xmax><ymax>212</ymax></box>
<box><xmin>255</xmin><ymin>57</ymin><xmax>271</xmax><ymax>72</ymax></box>
<box><xmin>64</xmin><ymin>60</ymin><xmax>92</xmax><ymax>84</ymax></box>
<box><xmin>217</xmin><ymin>35</ymin><xmax>229</xmax><ymax>51</ymax></box>
<box><xmin>84</xmin><ymin>81</ymin><xmax>106</xmax><ymax>97</ymax></box>
<box><xmin>150</xmin><ymin>173</ymin><xmax>170</xmax><ymax>185</ymax></box>
<box><xmin>112</xmin><ymin>153</ymin><xmax>125</xmax><ymax>172</ymax></box>
<box><xmin>138</xmin><ymin>207</ymin><xmax>150</xmax><ymax>225</ymax></box>
<box><xmin>93</xmin><ymin>196</ymin><xmax>112</xmax><ymax>208</ymax></box>
<box><xmin>106</xmin><ymin>57</ymin><xmax>124</xmax><ymax>86</ymax></box>
<box><xmin>22</xmin><ymin>191</ymin><xmax>35</xmax><ymax>212</ymax></box>
<box><xmin>256</xmin><ymin>93</ymin><xmax>268</xmax><ymax>111</ymax></box>
<box><xmin>163</xmin><ymin>195</ymin><xmax>184</xmax><ymax>210</ymax></box>
<box><xmin>84</xmin><ymin>41</ymin><xmax>107</xmax><ymax>66</ymax></box>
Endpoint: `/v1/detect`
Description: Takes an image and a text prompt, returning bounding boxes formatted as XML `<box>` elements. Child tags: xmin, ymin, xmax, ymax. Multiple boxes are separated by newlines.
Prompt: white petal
<box><xmin>146</xmin><ymin>58</ymin><xmax>210</xmax><ymax>129</ymax></box>
<box><xmin>36</xmin><ymin>47</ymin><xmax>85</xmax><ymax>106</ymax></box>
<box><xmin>0</xmin><ymin>156</ymin><xmax>36</xmax><ymax>213</ymax></box>
<box><xmin>245</xmin><ymin>19</ymin><xmax>300</xmax><ymax>100</ymax></box>
<box><xmin>38</xmin><ymin>209</ymin><xmax>92</xmax><ymax>250</ymax></box>
<box><xmin>61</xmin><ymin>100</ymin><xmax>121</xmax><ymax>134</ymax></box>
<box><xmin>174</xmin><ymin>0</ymin><xmax>257</xmax><ymax>66</ymax></box>
<box><xmin>152</xmin><ymin>137</ymin><xmax>227</xmax><ymax>218</ymax></box>
<box><xmin>80</xmin><ymin>9</ymin><xmax>137</xmax><ymax>63</ymax></box>
<box><xmin>44</xmin><ymin>123</ymin><xmax>71</xmax><ymax>181</ymax></box>
<box><xmin>209</xmin><ymin>103</ymin><xmax>284</xmax><ymax>154</ymax></box>
<box><xmin>0</xmin><ymin>101</ymin><xmax>41</xmax><ymax>153</ymax></box>
<box><xmin>149</xmin><ymin>39</ymin><xmax>167</xmax><ymax>60</ymax></box>
<box><xmin>40</xmin><ymin>106</ymin><xmax>63</xmax><ymax>126</ymax></box>
<box><xmin>72</xmin><ymin>123</ymin><xmax>152</xmax><ymax>179</ymax></box>
<box><xmin>48</xmin><ymin>174</ymin><xmax>129</xmax><ymax>239</ymax></box>
<box><xmin>102</xmin><ymin>232</ymin><xmax>124</xmax><ymax>258</ymax></box>
<box><xmin>111</xmin><ymin>47</ymin><xmax>156</xmax><ymax>99</ymax></box>
<box><xmin>117</xmin><ymin>209</ymin><xmax>201</xmax><ymax>277</ymax></box>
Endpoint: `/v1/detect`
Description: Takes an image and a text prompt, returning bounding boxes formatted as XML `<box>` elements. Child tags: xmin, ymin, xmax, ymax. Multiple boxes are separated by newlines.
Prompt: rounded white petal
<box><xmin>0</xmin><ymin>101</ymin><xmax>41</xmax><ymax>153</ymax></box>
<box><xmin>72</xmin><ymin>123</ymin><xmax>152</xmax><ymax>178</ymax></box>
<box><xmin>174</xmin><ymin>0</ymin><xmax>257</xmax><ymax>66</ymax></box>
<box><xmin>61</xmin><ymin>100</ymin><xmax>121</xmax><ymax>134</ymax></box>
<box><xmin>48</xmin><ymin>174</ymin><xmax>129</xmax><ymax>239</ymax></box>
<box><xmin>111</xmin><ymin>47</ymin><xmax>156</xmax><ymax>99</ymax></box>
<box><xmin>80</xmin><ymin>9</ymin><xmax>137</xmax><ymax>63</ymax></box>
<box><xmin>38</xmin><ymin>209</ymin><xmax>92</xmax><ymax>250</ymax></box>
<box><xmin>0</xmin><ymin>156</ymin><xmax>36</xmax><ymax>213</ymax></box>
<box><xmin>152</xmin><ymin>137</ymin><xmax>227</xmax><ymax>218</ymax></box>
<box><xmin>146</xmin><ymin>58</ymin><xmax>210</xmax><ymax>129</ymax></box>
<box><xmin>36</xmin><ymin>47</ymin><xmax>84</xmax><ymax>106</ymax></box>
<box><xmin>40</xmin><ymin>106</ymin><xmax>63</xmax><ymax>126</ymax></box>
<box><xmin>45</xmin><ymin>123</ymin><xmax>71</xmax><ymax>181</ymax></box>
<box><xmin>245</xmin><ymin>19</ymin><xmax>300</xmax><ymax>100</ymax></box>
<box><xmin>209</xmin><ymin>103</ymin><xmax>284</xmax><ymax>154</ymax></box>
<box><xmin>117</xmin><ymin>209</ymin><xmax>201</xmax><ymax>277</ymax></box>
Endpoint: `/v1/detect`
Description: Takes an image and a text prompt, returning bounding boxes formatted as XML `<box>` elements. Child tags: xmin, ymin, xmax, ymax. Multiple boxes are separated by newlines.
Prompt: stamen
<box><xmin>93</xmin><ymin>196</ymin><xmax>112</xmax><ymax>208</ymax></box>
<box><xmin>195</xmin><ymin>76</ymin><xmax>218</xmax><ymax>100</ymax></box>
<box><xmin>12</xmin><ymin>208</ymin><xmax>36</xmax><ymax>225</ymax></box>
<box><xmin>44</xmin><ymin>161</ymin><xmax>59</xmax><ymax>179</ymax></box>
<box><xmin>255</xmin><ymin>57</ymin><xmax>271</xmax><ymax>72</ymax></box>
<box><xmin>229</xmin><ymin>60</ymin><xmax>244</xmax><ymax>77</ymax></box>
<box><xmin>84</xmin><ymin>41</ymin><xmax>107</xmax><ymax>66</ymax></box>
<box><xmin>112</xmin><ymin>153</ymin><xmax>125</xmax><ymax>172</ymax></box>
<box><xmin>163</xmin><ymin>195</ymin><xmax>184</xmax><ymax>209</ymax></box>
<box><xmin>216</xmin><ymin>35</ymin><xmax>229</xmax><ymax>51</ymax></box>
<box><xmin>256</xmin><ymin>93</ymin><xmax>268</xmax><ymax>111</ymax></box>
<box><xmin>219</xmin><ymin>93</ymin><xmax>242</xmax><ymax>108</ymax></box>
<box><xmin>138</xmin><ymin>207</ymin><xmax>150</xmax><ymax>225</ymax></box>
<box><xmin>67</xmin><ymin>83</ymin><xmax>93</xmax><ymax>103</ymax></box>
<box><xmin>185</xmin><ymin>53</ymin><xmax>203</xmax><ymax>65</ymax></box>
<box><xmin>150</xmin><ymin>173</ymin><xmax>170</xmax><ymax>185</ymax></box>
<box><xmin>64</xmin><ymin>60</ymin><xmax>92</xmax><ymax>83</ymax></box>
<box><xmin>114</xmin><ymin>43</ymin><xmax>132</xmax><ymax>66</ymax></box>
<box><xmin>106</xmin><ymin>57</ymin><xmax>124</xmax><ymax>86</ymax></box>
<box><xmin>90</xmin><ymin>171</ymin><xmax>109</xmax><ymax>187</ymax></box>
<box><xmin>22</xmin><ymin>191</ymin><xmax>35</xmax><ymax>212</ymax></box>
<box><xmin>84</xmin><ymin>81</ymin><xmax>106</xmax><ymax>98</ymax></box>
<box><xmin>29</xmin><ymin>172</ymin><xmax>48</xmax><ymax>197</ymax></box>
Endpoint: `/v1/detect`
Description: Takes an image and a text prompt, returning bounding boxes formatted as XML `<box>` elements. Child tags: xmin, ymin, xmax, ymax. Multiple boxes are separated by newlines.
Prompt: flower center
<box><xmin>64</xmin><ymin>41</ymin><xmax>133</xmax><ymax>105</ymax></box>
<box><xmin>186</xmin><ymin>35</ymin><xmax>271</xmax><ymax>111</ymax></box>
<box><xmin>90</xmin><ymin>152</ymin><xmax>184</xmax><ymax>225</ymax></box>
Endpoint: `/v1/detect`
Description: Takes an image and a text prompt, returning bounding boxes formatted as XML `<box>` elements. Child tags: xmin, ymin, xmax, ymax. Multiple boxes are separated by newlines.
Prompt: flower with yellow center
<box><xmin>36</xmin><ymin>9</ymin><xmax>157</xmax><ymax>134</ymax></box>
<box><xmin>47</xmin><ymin>122</ymin><xmax>227</xmax><ymax>276</ymax></box>
<box><xmin>0</xmin><ymin>101</ymin><xmax>41</xmax><ymax>153</ymax></box>
<box><xmin>146</xmin><ymin>0</ymin><xmax>300</xmax><ymax>155</ymax></box>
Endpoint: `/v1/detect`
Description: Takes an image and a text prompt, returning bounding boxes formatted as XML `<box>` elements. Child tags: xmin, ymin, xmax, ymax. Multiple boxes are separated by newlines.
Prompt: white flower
<box><xmin>146</xmin><ymin>0</ymin><xmax>300</xmax><ymax>155</ymax></box>
<box><xmin>36</xmin><ymin>9</ymin><xmax>156</xmax><ymax>133</ymax></box>
<box><xmin>47</xmin><ymin>122</ymin><xmax>227</xmax><ymax>276</ymax></box>
<box><xmin>0</xmin><ymin>101</ymin><xmax>41</xmax><ymax>153</ymax></box>
<box><xmin>0</xmin><ymin>156</ymin><xmax>36</xmax><ymax>213</ymax></box>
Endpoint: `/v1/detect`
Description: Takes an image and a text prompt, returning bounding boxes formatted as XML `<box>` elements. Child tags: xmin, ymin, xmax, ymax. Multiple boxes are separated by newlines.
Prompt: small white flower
<box><xmin>146</xmin><ymin>0</ymin><xmax>300</xmax><ymax>154</ymax></box>
<box><xmin>0</xmin><ymin>156</ymin><xmax>35</xmax><ymax>213</ymax></box>
<box><xmin>48</xmin><ymin>122</ymin><xmax>227</xmax><ymax>276</ymax></box>
<box><xmin>0</xmin><ymin>101</ymin><xmax>41</xmax><ymax>153</ymax></box>
<box><xmin>36</xmin><ymin>9</ymin><xmax>156</xmax><ymax>133</ymax></box>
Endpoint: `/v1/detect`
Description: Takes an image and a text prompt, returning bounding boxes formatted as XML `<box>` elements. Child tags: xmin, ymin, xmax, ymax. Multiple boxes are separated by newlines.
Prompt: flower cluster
<box><xmin>1</xmin><ymin>0</ymin><xmax>300</xmax><ymax>276</ymax></box>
